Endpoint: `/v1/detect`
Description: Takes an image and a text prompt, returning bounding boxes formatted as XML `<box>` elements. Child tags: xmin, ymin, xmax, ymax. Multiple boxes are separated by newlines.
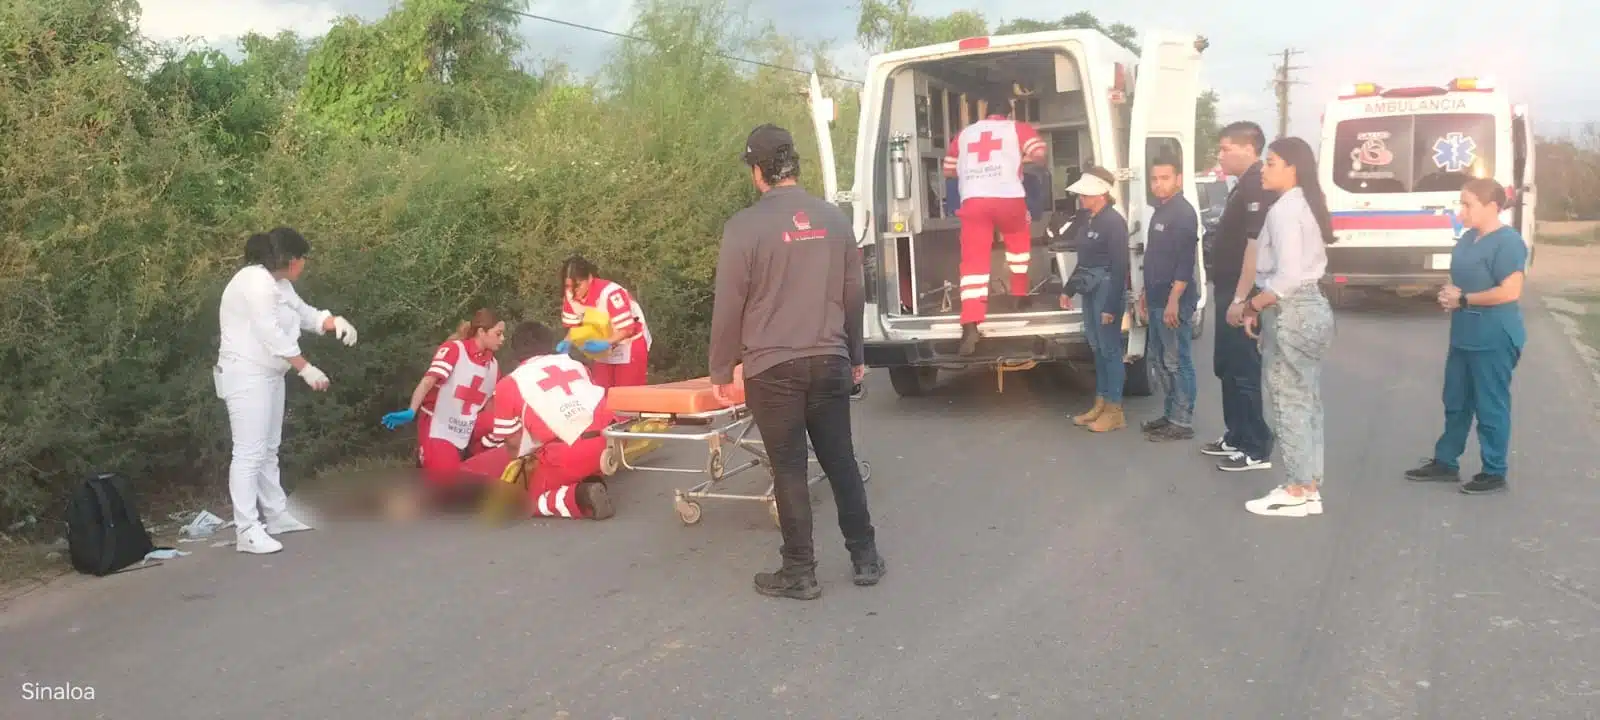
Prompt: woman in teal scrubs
<box><xmin>1405</xmin><ymin>178</ymin><xmax>1528</xmax><ymax>494</ymax></box>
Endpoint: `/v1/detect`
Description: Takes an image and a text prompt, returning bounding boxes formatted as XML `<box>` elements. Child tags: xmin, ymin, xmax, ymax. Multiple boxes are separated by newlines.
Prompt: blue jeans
<box><xmin>1147</xmin><ymin>302</ymin><xmax>1197</xmax><ymax>427</ymax></box>
<box><xmin>1080</xmin><ymin>268</ymin><xmax>1126</xmax><ymax>403</ymax></box>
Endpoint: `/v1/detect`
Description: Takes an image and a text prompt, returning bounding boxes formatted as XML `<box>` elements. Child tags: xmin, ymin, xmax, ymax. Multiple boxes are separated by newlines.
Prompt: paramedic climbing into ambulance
<box><xmin>559</xmin><ymin>255</ymin><xmax>652</xmax><ymax>388</ymax></box>
<box><xmin>481</xmin><ymin>321</ymin><xmax>616</xmax><ymax>520</ymax></box>
<box><xmin>214</xmin><ymin>227</ymin><xmax>358</xmax><ymax>555</ymax></box>
<box><xmin>379</xmin><ymin>309</ymin><xmax>505</xmax><ymax>493</ymax></box>
<box><xmin>943</xmin><ymin>89</ymin><xmax>1048</xmax><ymax>356</ymax></box>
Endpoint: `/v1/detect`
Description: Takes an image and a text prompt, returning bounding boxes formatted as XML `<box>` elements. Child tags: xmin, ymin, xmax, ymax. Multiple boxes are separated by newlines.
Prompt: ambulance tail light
<box><xmin>1338</xmin><ymin>83</ymin><xmax>1381</xmax><ymax>99</ymax></box>
<box><xmin>1449</xmin><ymin>76</ymin><xmax>1495</xmax><ymax>92</ymax></box>
<box><xmin>957</xmin><ymin>37</ymin><xmax>990</xmax><ymax>51</ymax></box>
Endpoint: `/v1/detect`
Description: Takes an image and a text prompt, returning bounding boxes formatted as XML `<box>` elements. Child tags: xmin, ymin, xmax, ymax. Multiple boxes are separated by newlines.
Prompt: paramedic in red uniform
<box><xmin>559</xmin><ymin>255</ymin><xmax>652</xmax><ymax>387</ymax></box>
<box><xmin>943</xmin><ymin>89</ymin><xmax>1048</xmax><ymax>356</ymax></box>
<box><xmin>482</xmin><ymin>321</ymin><xmax>616</xmax><ymax>520</ymax></box>
<box><xmin>380</xmin><ymin>309</ymin><xmax>504</xmax><ymax>495</ymax></box>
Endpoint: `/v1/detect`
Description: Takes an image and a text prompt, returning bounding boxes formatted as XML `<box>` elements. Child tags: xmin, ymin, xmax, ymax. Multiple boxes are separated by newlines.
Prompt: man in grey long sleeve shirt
<box><xmin>708</xmin><ymin>124</ymin><xmax>884</xmax><ymax>601</ymax></box>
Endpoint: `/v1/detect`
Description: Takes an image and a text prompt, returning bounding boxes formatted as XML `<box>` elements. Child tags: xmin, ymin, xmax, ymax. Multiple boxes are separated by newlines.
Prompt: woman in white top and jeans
<box><xmin>215</xmin><ymin>227</ymin><xmax>358</xmax><ymax>554</ymax></box>
<box><xmin>1237</xmin><ymin>137</ymin><xmax>1337</xmax><ymax>518</ymax></box>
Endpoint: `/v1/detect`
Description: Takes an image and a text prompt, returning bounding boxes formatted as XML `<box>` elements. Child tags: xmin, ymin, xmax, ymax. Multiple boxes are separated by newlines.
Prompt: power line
<box><xmin>1270</xmin><ymin>48</ymin><xmax>1306</xmax><ymax>139</ymax></box>
<box><xmin>466</xmin><ymin>1</ymin><xmax>863</xmax><ymax>85</ymax></box>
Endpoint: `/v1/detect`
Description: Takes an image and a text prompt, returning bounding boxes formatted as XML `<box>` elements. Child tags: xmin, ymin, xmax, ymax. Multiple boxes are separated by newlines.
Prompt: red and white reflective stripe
<box><xmin>959</xmin><ymin>274</ymin><xmax>990</xmax><ymax>301</ymax></box>
<box><xmin>427</xmin><ymin>358</ymin><xmax>453</xmax><ymax>379</ymax></box>
<box><xmin>1005</xmin><ymin>252</ymin><xmax>1030</xmax><ymax>275</ymax></box>
<box><xmin>942</xmin><ymin>156</ymin><xmax>958</xmax><ymax>169</ymax></box>
<box><xmin>1022</xmin><ymin>137</ymin><xmax>1045</xmax><ymax>156</ymax></box>
<box><xmin>561</xmin><ymin>311</ymin><xmax>582</xmax><ymax>325</ymax></box>
<box><xmin>611</xmin><ymin>312</ymin><xmax>636</xmax><ymax>330</ymax></box>
<box><xmin>534</xmin><ymin>486</ymin><xmax>576</xmax><ymax>518</ymax></box>
<box><xmin>486</xmin><ymin>417</ymin><xmax>521</xmax><ymax>446</ymax></box>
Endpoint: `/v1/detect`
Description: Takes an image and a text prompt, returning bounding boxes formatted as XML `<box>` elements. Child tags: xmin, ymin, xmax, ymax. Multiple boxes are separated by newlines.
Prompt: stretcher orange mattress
<box><xmin>607</xmin><ymin>377</ymin><xmax>743</xmax><ymax>415</ymax></box>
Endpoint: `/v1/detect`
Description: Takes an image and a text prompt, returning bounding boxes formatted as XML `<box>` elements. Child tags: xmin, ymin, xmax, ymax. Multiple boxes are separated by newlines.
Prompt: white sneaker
<box><xmin>236</xmin><ymin>525</ymin><xmax>284</xmax><ymax>554</ymax></box>
<box><xmin>1307</xmin><ymin>491</ymin><xmax>1324</xmax><ymax>515</ymax></box>
<box><xmin>1245</xmin><ymin>486</ymin><xmax>1313</xmax><ymax>518</ymax></box>
<box><xmin>265</xmin><ymin>512</ymin><xmax>313</xmax><ymax>535</ymax></box>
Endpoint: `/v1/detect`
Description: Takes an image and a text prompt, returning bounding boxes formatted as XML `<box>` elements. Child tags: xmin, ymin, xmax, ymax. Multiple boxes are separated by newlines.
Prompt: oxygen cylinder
<box><xmin>889</xmin><ymin>134</ymin><xmax>912</xmax><ymax>201</ymax></box>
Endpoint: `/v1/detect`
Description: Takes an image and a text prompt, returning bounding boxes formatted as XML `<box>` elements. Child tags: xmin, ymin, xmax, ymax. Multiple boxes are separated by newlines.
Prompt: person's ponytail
<box><xmin>448</xmin><ymin>321</ymin><xmax>473</xmax><ymax>341</ymax></box>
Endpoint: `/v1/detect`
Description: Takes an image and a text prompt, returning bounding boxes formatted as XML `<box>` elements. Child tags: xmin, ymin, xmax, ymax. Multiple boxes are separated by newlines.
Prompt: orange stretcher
<box><xmin>600</xmin><ymin>371</ymin><xmax>870</xmax><ymax>528</ymax></box>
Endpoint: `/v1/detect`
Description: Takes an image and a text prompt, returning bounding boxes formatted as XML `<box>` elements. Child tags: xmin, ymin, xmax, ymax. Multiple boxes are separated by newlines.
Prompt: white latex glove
<box><xmin>332</xmin><ymin>316</ymin><xmax>358</xmax><ymax>346</ymax></box>
<box><xmin>299</xmin><ymin>364</ymin><xmax>330</xmax><ymax>391</ymax></box>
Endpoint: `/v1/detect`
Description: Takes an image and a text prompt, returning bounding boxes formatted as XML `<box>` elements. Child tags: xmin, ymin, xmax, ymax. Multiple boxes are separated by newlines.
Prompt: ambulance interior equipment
<box><xmin>836</xmin><ymin>31</ymin><xmax>1208</xmax><ymax>398</ymax></box>
<box><xmin>598</xmin><ymin>368</ymin><xmax>870</xmax><ymax>528</ymax></box>
<box><xmin>1317</xmin><ymin>77</ymin><xmax>1536</xmax><ymax>304</ymax></box>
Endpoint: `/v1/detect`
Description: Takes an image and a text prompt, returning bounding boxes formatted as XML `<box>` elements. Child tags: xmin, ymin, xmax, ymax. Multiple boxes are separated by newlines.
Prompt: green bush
<box><xmin>0</xmin><ymin>0</ymin><xmax>860</xmax><ymax>523</ymax></box>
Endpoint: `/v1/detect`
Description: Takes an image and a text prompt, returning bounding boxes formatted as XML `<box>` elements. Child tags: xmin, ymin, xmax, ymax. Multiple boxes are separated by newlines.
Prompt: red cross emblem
<box><xmin>453</xmin><ymin>374</ymin><xmax>489</xmax><ymax>416</ymax></box>
<box><xmin>966</xmin><ymin>131</ymin><xmax>1004</xmax><ymax>162</ymax></box>
<box><xmin>537</xmin><ymin>365</ymin><xmax>585</xmax><ymax>396</ymax></box>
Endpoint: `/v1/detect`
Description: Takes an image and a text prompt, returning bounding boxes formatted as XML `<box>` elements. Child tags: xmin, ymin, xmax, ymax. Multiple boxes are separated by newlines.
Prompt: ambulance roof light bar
<box><xmin>1338</xmin><ymin>82</ymin><xmax>1382</xmax><ymax>99</ymax></box>
<box><xmin>1449</xmin><ymin>76</ymin><xmax>1495</xmax><ymax>92</ymax></box>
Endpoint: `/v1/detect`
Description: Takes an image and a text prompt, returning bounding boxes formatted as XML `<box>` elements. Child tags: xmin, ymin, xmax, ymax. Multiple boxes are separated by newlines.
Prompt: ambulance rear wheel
<box><xmin>675</xmin><ymin>499</ymin><xmax>703</xmax><ymax>525</ymax></box>
<box><xmin>888</xmin><ymin>366</ymin><xmax>937</xmax><ymax>397</ymax></box>
<box><xmin>600</xmin><ymin>446</ymin><xmax>621</xmax><ymax>477</ymax></box>
<box><xmin>1123</xmin><ymin>354</ymin><xmax>1153</xmax><ymax>397</ymax></box>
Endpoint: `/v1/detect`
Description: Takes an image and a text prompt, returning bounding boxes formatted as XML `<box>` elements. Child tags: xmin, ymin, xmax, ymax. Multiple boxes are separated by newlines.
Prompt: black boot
<box><xmin>851</xmin><ymin>548</ymin><xmax>887</xmax><ymax>586</ymax></box>
<box><xmin>958</xmin><ymin>323</ymin><xmax>981</xmax><ymax>356</ymax></box>
<box><xmin>754</xmin><ymin>566</ymin><xmax>821</xmax><ymax>600</ymax></box>
<box><xmin>1459</xmin><ymin>473</ymin><xmax>1508</xmax><ymax>495</ymax></box>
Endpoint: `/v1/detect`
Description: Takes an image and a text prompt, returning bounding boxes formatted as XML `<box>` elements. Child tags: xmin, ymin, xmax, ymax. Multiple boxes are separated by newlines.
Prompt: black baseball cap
<box><xmin>743</xmin><ymin>124</ymin><xmax>795</xmax><ymax>166</ymax></box>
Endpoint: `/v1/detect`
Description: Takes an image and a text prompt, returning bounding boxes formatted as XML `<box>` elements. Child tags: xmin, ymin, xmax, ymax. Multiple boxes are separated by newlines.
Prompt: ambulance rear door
<box><xmin>1125</xmin><ymin>33</ymin><xmax>1205</xmax><ymax>360</ymax></box>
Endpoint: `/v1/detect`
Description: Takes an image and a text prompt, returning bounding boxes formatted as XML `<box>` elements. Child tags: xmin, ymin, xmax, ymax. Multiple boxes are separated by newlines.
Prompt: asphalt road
<box><xmin>4</xmin><ymin>290</ymin><xmax>1599</xmax><ymax>720</ymax></box>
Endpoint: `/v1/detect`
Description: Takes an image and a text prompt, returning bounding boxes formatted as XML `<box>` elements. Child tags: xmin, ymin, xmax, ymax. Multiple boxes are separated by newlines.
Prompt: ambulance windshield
<box><xmin>1332</xmin><ymin>112</ymin><xmax>1496</xmax><ymax>194</ymax></box>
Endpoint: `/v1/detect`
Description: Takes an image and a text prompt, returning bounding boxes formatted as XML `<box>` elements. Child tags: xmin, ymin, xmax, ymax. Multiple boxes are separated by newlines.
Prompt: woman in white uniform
<box><xmin>215</xmin><ymin>227</ymin><xmax>358</xmax><ymax>555</ymax></box>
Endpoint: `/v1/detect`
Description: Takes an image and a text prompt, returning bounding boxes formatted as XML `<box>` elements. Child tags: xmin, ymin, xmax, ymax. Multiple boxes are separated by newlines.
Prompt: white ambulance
<box><xmin>806</xmin><ymin>30</ymin><xmax>1211</xmax><ymax>398</ymax></box>
<box><xmin>1316</xmin><ymin>77</ymin><xmax>1537</xmax><ymax>304</ymax></box>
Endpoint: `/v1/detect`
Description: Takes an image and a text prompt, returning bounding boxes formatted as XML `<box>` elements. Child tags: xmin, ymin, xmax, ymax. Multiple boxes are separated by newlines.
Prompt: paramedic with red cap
<box><xmin>943</xmin><ymin>89</ymin><xmax>1048</xmax><ymax>356</ymax></box>
<box><xmin>481</xmin><ymin>321</ymin><xmax>616</xmax><ymax>520</ymax></box>
<box><xmin>379</xmin><ymin>309</ymin><xmax>505</xmax><ymax>495</ymax></box>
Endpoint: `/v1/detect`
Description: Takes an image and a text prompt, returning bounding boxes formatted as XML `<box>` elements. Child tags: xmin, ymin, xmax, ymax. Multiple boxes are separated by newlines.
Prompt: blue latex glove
<box><xmin>555</xmin><ymin>339</ymin><xmax>572</xmax><ymax>354</ymax></box>
<box><xmin>381</xmin><ymin>409</ymin><xmax>416</xmax><ymax>430</ymax></box>
<box><xmin>581</xmin><ymin>339</ymin><xmax>611</xmax><ymax>354</ymax></box>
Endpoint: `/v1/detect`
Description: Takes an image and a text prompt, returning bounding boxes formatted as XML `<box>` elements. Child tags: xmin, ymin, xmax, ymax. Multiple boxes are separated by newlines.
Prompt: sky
<box><xmin>136</xmin><ymin>0</ymin><xmax>1596</xmax><ymax>139</ymax></box>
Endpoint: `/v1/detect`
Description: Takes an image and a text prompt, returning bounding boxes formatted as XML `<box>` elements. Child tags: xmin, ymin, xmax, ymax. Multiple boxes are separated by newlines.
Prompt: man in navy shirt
<box><xmin>1138</xmin><ymin>156</ymin><xmax>1201</xmax><ymax>441</ymax></box>
<box><xmin>1206</xmin><ymin>122</ymin><xmax>1278</xmax><ymax>472</ymax></box>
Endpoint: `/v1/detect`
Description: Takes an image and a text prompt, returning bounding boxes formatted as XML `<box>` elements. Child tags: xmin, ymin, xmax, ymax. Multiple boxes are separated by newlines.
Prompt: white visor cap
<box><xmin>1066</xmin><ymin>173</ymin><xmax>1113</xmax><ymax>197</ymax></box>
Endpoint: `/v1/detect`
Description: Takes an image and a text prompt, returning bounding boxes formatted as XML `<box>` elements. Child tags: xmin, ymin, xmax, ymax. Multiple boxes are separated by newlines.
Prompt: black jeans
<box><xmin>1213</xmin><ymin>296</ymin><xmax>1274</xmax><ymax>460</ymax></box>
<box><xmin>744</xmin><ymin>354</ymin><xmax>875</xmax><ymax>573</ymax></box>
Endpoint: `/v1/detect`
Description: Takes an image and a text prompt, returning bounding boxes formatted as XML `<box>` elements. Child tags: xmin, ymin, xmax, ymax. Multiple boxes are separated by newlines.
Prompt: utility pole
<box><xmin>1271</xmin><ymin>48</ymin><xmax>1306</xmax><ymax>139</ymax></box>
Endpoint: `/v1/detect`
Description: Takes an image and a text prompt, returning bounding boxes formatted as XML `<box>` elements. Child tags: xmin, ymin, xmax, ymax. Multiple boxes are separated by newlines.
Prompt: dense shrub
<box><xmin>0</xmin><ymin>0</ymin><xmax>858</xmax><ymax>522</ymax></box>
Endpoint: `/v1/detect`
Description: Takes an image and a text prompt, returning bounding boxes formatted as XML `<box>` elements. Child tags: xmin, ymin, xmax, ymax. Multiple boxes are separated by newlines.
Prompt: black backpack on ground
<box><xmin>65</xmin><ymin>472</ymin><xmax>156</xmax><ymax>576</ymax></box>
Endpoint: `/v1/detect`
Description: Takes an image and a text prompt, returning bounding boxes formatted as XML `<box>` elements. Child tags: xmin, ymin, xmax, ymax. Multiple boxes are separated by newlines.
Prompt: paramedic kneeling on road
<box><xmin>380</xmin><ymin>309</ymin><xmax>505</xmax><ymax>494</ymax></box>
<box><xmin>481</xmin><ymin>322</ymin><xmax>616</xmax><ymax>520</ymax></box>
<box><xmin>710</xmin><ymin>123</ymin><xmax>885</xmax><ymax>601</ymax></box>
<box><xmin>560</xmin><ymin>255</ymin><xmax>652</xmax><ymax>388</ymax></box>
<box><xmin>215</xmin><ymin>227</ymin><xmax>358</xmax><ymax>555</ymax></box>
<box><xmin>944</xmin><ymin>89</ymin><xmax>1048</xmax><ymax>356</ymax></box>
<box><xmin>1063</xmin><ymin>167</ymin><xmax>1131</xmax><ymax>434</ymax></box>
<box><xmin>1404</xmin><ymin>178</ymin><xmax>1528</xmax><ymax>496</ymax></box>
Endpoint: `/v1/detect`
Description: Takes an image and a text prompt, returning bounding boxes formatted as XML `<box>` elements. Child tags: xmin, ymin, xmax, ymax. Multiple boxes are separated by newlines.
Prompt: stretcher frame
<box><xmin>600</xmin><ymin>385</ymin><xmax>871</xmax><ymax>528</ymax></box>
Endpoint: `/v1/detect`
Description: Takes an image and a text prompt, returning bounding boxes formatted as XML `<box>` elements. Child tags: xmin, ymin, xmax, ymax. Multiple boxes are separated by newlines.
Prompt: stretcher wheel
<box><xmin>859</xmin><ymin>461</ymin><xmax>871</xmax><ymax>485</ymax></box>
<box><xmin>600</xmin><ymin>445</ymin><xmax>621</xmax><ymax>477</ymax></box>
<box><xmin>708</xmin><ymin>447</ymin><xmax>726</xmax><ymax>482</ymax></box>
<box><xmin>768</xmin><ymin>499</ymin><xmax>782</xmax><ymax>529</ymax></box>
<box><xmin>675</xmin><ymin>499</ymin><xmax>703</xmax><ymax>525</ymax></box>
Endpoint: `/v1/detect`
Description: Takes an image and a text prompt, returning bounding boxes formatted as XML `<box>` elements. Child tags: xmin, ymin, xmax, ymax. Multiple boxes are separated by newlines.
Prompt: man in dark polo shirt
<box><xmin>1204</xmin><ymin>121</ymin><xmax>1277</xmax><ymax>472</ymax></box>
<box><xmin>1139</xmin><ymin>154</ymin><xmax>1201</xmax><ymax>442</ymax></box>
<box><xmin>709</xmin><ymin>124</ymin><xmax>886</xmax><ymax>601</ymax></box>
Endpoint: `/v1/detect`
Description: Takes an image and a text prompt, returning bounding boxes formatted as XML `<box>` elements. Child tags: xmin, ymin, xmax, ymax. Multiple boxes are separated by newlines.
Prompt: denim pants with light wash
<box><xmin>1147</xmin><ymin>300</ymin><xmax>1197</xmax><ymax>427</ymax></box>
<box><xmin>1262</xmin><ymin>283</ymin><xmax>1335</xmax><ymax>487</ymax></box>
<box><xmin>1078</xmin><ymin>266</ymin><xmax>1126</xmax><ymax>403</ymax></box>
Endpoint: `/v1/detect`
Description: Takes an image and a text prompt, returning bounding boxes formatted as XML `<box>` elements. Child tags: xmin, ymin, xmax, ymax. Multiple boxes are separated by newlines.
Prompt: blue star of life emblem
<box><xmin>1432</xmin><ymin>132</ymin><xmax>1477</xmax><ymax>173</ymax></box>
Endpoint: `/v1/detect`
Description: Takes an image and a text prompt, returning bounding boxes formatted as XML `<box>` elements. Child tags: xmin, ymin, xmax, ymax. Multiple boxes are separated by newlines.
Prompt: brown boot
<box><xmin>1073</xmin><ymin>397</ymin><xmax>1106</xmax><ymax>426</ymax></box>
<box><xmin>1088</xmin><ymin>403</ymin><xmax>1127</xmax><ymax>432</ymax></box>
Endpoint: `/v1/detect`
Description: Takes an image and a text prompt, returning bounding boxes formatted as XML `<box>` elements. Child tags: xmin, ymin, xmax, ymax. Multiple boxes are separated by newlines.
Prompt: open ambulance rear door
<box><xmin>1124</xmin><ymin>34</ymin><xmax>1206</xmax><ymax>361</ymax></box>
